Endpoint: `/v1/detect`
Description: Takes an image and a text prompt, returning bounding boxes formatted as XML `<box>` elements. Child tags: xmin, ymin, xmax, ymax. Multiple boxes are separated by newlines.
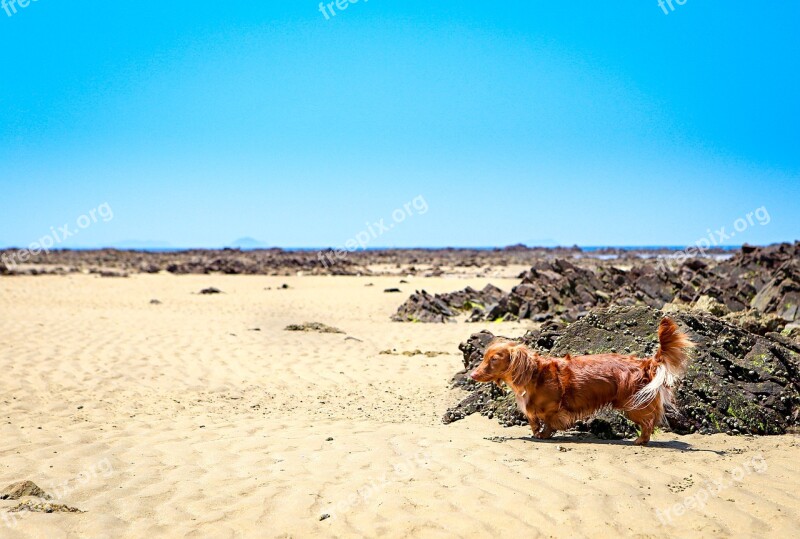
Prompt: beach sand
<box><xmin>1</xmin><ymin>274</ymin><xmax>798</xmax><ymax>538</ymax></box>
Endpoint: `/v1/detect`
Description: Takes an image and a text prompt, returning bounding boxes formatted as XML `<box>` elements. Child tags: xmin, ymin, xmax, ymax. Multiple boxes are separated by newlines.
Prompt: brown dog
<box><xmin>470</xmin><ymin>317</ymin><xmax>693</xmax><ymax>445</ymax></box>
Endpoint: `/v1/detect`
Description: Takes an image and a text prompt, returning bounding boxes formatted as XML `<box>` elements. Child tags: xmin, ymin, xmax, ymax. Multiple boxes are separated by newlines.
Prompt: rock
<box><xmin>751</xmin><ymin>260</ymin><xmax>800</xmax><ymax>322</ymax></box>
<box><xmin>150</xmin><ymin>299</ymin><xmax>162</xmax><ymax>305</ymax></box>
<box><xmin>392</xmin><ymin>284</ymin><xmax>505</xmax><ymax>323</ymax></box>
<box><xmin>695</xmin><ymin>243</ymin><xmax>800</xmax><ymax>312</ymax></box>
<box><xmin>97</xmin><ymin>270</ymin><xmax>129</xmax><ymax>278</ymax></box>
<box><xmin>199</xmin><ymin>287</ymin><xmax>222</xmax><ymax>295</ymax></box>
<box><xmin>384</xmin><ymin>288</ymin><xmax>402</xmax><ymax>293</ymax></box>
<box><xmin>8</xmin><ymin>501</ymin><xmax>82</xmax><ymax>513</ymax></box>
<box><xmin>392</xmin><ymin>243</ymin><xmax>800</xmax><ymax>328</ymax></box>
<box><xmin>694</xmin><ymin>295</ymin><xmax>730</xmax><ymax>316</ymax></box>
<box><xmin>723</xmin><ymin>310</ymin><xmax>786</xmax><ymax>336</ymax></box>
<box><xmin>445</xmin><ymin>305</ymin><xmax>800</xmax><ymax>438</ymax></box>
<box><xmin>783</xmin><ymin>323</ymin><xmax>800</xmax><ymax>343</ymax></box>
<box><xmin>284</xmin><ymin>322</ymin><xmax>344</xmax><ymax>334</ymax></box>
<box><xmin>0</xmin><ymin>480</ymin><xmax>51</xmax><ymax>500</ymax></box>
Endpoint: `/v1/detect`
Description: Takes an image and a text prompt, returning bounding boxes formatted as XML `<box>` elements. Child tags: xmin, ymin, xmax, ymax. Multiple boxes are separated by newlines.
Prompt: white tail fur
<box><xmin>627</xmin><ymin>364</ymin><xmax>676</xmax><ymax>411</ymax></box>
<box><xmin>627</xmin><ymin>317</ymin><xmax>693</xmax><ymax>412</ymax></box>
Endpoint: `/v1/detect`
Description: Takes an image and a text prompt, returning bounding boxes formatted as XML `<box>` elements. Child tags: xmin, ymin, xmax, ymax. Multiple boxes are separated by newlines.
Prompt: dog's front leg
<box><xmin>534</xmin><ymin>424</ymin><xmax>555</xmax><ymax>439</ymax></box>
<box><xmin>525</xmin><ymin>413</ymin><xmax>543</xmax><ymax>436</ymax></box>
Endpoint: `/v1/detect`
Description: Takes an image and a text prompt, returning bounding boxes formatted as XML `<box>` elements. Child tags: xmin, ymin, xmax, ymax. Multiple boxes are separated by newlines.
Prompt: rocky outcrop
<box><xmin>750</xmin><ymin>260</ymin><xmax>799</xmax><ymax>323</ymax></box>
<box><xmin>394</xmin><ymin>243</ymin><xmax>800</xmax><ymax>332</ymax></box>
<box><xmin>391</xmin><ymin>284</ymin><xmax>505</xmax><ymax>323</ymax></box>
<box><xmin>444</xmin><ymin>305</ymin><xmax>800</xmax><ymax>438</ymax></box>
<box><xmin>693</xmin><ymin>243</ymin><xmax>800</xmax><ymax>312</ymax></box>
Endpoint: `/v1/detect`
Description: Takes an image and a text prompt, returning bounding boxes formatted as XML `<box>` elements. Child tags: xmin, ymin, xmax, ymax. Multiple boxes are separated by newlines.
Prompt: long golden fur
<box><xmin>470</xmin><ymin>317</ymin><xmax>693</xmax><ymax>445</ymax></box>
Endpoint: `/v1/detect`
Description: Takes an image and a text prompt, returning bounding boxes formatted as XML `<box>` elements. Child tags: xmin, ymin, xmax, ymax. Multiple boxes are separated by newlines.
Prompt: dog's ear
<box><xmin>508</xmin><ymin>344</ymin><xmax>537</xmax><ymax>387</ymax></box>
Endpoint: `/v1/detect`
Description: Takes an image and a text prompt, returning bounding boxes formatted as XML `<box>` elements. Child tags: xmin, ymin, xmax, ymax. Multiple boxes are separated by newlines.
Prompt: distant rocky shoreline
<box><xmin>0</xmin><ymin>244</ymin><xmax>737</xmax><ymax>277</ymax></box>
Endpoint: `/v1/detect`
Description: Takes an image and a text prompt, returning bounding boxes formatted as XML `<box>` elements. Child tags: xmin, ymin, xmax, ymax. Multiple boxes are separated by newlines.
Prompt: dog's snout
<box><xmin>469</xmin><ymin>371</ymin><xmax>479</xmax><ymax>381</ymax></box>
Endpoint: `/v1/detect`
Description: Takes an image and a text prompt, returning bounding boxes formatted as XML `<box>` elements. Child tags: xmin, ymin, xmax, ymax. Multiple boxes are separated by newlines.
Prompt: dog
<box><xmin>470</xmin><ymin>317</ymin><xmax>693</xmax><ymax>445</ymax></box>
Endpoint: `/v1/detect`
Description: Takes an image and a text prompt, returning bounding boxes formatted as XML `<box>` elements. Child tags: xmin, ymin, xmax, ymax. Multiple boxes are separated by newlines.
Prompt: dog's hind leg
<box><xmin>633</xmin><ymin>417</ymin><xmax>655</xmax><ymax>446</ymax></box>
<box><xmin>624</xmin><ymin>398</ymin><xmax>661</xmax><ymax>446</ymax></box>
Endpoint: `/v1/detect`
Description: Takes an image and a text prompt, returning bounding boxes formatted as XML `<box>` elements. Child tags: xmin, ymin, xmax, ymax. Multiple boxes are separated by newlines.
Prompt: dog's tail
<box><xmin>628</xmin><ymin>317</ymin><xmax>694</xmax><ymax>412</ymax></box>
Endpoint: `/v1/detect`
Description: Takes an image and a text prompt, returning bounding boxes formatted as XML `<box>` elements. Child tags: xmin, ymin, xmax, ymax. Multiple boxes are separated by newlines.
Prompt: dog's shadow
<box><xmin>503</xmin><ymin>434</ymin><xmax>726</xmax><ymax>455</ymax></box>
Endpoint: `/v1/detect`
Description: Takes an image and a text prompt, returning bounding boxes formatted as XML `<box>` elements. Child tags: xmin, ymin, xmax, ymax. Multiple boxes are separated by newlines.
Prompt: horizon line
<box><xmin>3</xmin><ymin>243</ymin><xmax>795</xmax><ymax>252</ymax></box>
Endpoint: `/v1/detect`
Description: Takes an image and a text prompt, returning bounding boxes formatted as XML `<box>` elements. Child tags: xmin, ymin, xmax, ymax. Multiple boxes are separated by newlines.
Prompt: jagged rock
<box><xmin>391</xmin><ymin>290</ymin><xmax>456</xmax><ymax>323</ymax></box>
<box><xmin>693</xmin><ymin>295</ymin><xmax>730</xmax><ymax>316</ymax></box>
<box><xmin>0</xmin><ymin>480</ymin><xmax>51</xmax><ymax>500</ymax></box>
<box><xmin>722</xmin><ymin>310</ymin><xmax>786</xmax><ymax>336</ymax></box>
<box><xmin>619</xmin><ymin>264</ymin><xmax>684</xmax><ymax>308</ymax></box>
<box><xmin>751</xmin><ymin>260</ymin><xmax>800</xmax><ymax>322</ymax></box>
<box><xmin>695</xmin><ymin>242</ymin><xmax>800</xmax><ymax>312</ymax></box>
<box><xmin>784</xmin><ymin>324</ymin><xmax>800</xmax><ymax>343</ymax></box>
<box><xmin>391</xmin><ymin>284</ymin><xmax>505</xmax><ymax>323</ymax></box>
<box><xmin>394</xmin><ymin>243</ymin><xmax>800</xmax><ymax>329</ymax></box>
<box><xmin>445</xmin><ymin>305</ymin><xmax>800</xmax><ymax>438</ymax></box>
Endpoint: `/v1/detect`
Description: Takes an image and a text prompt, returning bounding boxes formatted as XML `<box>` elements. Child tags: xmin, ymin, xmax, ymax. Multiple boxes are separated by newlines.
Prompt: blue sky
<box><xmin>0</xmin><ymin>1</ymin><xmax>798</xmax><ymax>248</ymax></box>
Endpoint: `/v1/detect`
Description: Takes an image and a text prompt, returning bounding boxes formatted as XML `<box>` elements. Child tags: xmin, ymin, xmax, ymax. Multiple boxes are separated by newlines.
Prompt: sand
<box><xmin>0</xmin><ymin>273</ymin><xmax>798</xmax><ymax>538</ymax></box>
